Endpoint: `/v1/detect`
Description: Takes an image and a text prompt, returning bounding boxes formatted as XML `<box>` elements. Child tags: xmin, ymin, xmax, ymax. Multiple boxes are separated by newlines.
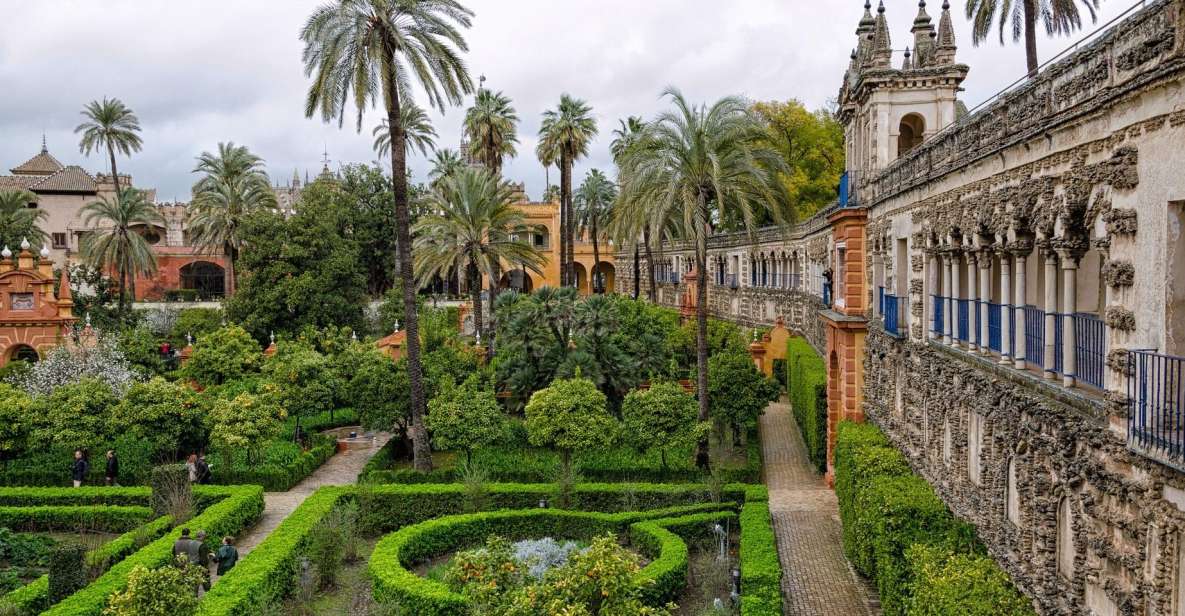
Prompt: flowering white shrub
<box><xmin>12</xmin><ymin>335</ymin><xmax>141</xmax><ymax>397</ymax></box>
<box><xmin>142</xmin><ymin>307</ymin><xmax>180</xmax><ymax>336</ymax></box>
<box><xmin>511</xmin><ymin>537</ymin><xmax>583</xmax><ymax>579</ymax></box>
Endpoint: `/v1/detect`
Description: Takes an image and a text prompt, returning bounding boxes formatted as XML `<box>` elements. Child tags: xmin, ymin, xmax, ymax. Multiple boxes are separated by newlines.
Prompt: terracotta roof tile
<box><xmin>27</xmin><ymin>166</ymin><xmax>97</xmax><ymax>194</ymax></box>
<box><xmin>10</xmin><ymin>149</ymin><xmax>64</xmax><ymax>176</ymax></box>
<box><xmin>0</xmin><ymin>176</ymin><xmax>37</xmax><ymax>190</ymax></box>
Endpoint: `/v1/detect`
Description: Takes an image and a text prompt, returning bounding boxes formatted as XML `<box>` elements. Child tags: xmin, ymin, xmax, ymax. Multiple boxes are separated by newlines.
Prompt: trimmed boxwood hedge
<box><xmin>629</xmin><ymin>510</ymin><xmax>737</xmax><ymax>605</ymax></box>
<box><xmin>0</xmin><ymin>505</ymin><xmax>152</xmax><ymax>533</ymax></box>
<box><xmin>834</xmin><ymin>421</ymin><xmax>1034</xmax><ymax>616</ymax></box>
<box><xmin>786</xmin><ymin>337</ymin><xmax>827</xmax><ymax>472</ymax></box>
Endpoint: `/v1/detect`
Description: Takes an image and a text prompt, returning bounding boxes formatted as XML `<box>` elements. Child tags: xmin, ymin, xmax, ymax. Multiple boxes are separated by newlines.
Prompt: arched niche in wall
<box><xmin>898</xmin><ymin>113</ymin><xmax>926</xmax><ymax>158</ymax></box>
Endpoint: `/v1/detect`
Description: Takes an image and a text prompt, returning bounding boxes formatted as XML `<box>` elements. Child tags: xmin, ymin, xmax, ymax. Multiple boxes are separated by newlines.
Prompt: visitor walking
<box><xmin>185</xmin><ymin>454</ymin><xmax>198</xmax><ymax>483</ymax></box>
<box><xmin>71</xmin><ymin>450</ymin><xmax>89</xmax><ymax>488</ymax></box>
<box><xmin>172</xmin><ymin>528</ymin><xmax>201</xmax><ymax>565</ymax></box>
<box><xmin>215</xmin><ymin>536</ymin><xmax>238</xmax><ymax>575</ymax></box>
<box><xmin>104</xmin><ymin>450</ymin><xmax>119</xmax><ymax>486</ymax></box>
<box><xmin>195</xmin><ymin>530</ymin><xmax>212</xmax><ymax>591</ymax></box>
<box><xmin>195</xmin><ymin>453</ymin><xmax>211</xmax><ymax>484</ymax></box>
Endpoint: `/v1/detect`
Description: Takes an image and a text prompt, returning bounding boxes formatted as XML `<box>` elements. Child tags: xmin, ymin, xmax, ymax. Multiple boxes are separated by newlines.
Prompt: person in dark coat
<box><xmin>71</xmin><ymin>450</ymin><xmax>89</xmax><ymax>488</ymax></box>
<box><xmin>215</xmin><ymin>537</ymin><xmax>238</xmax><ymax>575</ymax></box>
<box><xmin>195</xmin><ymin>453</ymin><xmax>211</xmax><ymax>484</ymax></box>
<box><xmin>104</xmin><ymin>450</ymin><xmax>119</xmax><ymax>486</ymax></box>
<box><xmin>172</xmin><ymin>528</ymin><xmax>201</xmax><ymax>565</ymax></box>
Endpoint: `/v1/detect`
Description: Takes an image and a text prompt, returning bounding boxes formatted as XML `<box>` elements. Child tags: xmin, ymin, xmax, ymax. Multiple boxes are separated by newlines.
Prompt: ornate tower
<box><xmin>838</xmin><ymin>0</ymin><xmax>969</xmax><ymax>177</ymax></box>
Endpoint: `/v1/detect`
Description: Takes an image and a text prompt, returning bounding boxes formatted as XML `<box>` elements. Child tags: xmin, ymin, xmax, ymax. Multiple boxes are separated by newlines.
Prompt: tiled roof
<box><xmin>27</xmin><ymin>166</ymin><xmax>97</xmax><ymax>194</ymax></box>
<box><xmin>0</xmin><ymin>176</ymin><xmax>36</xmax><ymax>190</ymax></box>
<box><xmin>10</xmin><ymin>149</ymin><xmax>64</xmax><ymax>176</ymax></box>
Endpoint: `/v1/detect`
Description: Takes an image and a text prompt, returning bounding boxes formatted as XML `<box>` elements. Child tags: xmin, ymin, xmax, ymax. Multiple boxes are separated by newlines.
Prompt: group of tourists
<box><xmin>172</xmin><ymin>528</ymin><xmax>239</xmax><ymax>593</ymax></box>
<box><xmin>70</xmin><ymin>450</ymin><xmax>214</xmax><ymax>487</ymax></box>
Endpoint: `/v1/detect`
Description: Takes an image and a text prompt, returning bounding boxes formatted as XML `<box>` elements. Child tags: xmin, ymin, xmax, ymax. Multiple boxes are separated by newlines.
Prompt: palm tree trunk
<box><xmin>591</xmin><ymin>219</ymin><xmax>600</xmax><ymax>293</ymax></box>
<box><xmin>694</xmin><ymin>245</ymin><xmax>710</xmax><ymax>470</ymax></box>
<box><xmin>469</xmin><ymin>260</ymin><xmax>483</xmax><ymax>342</ymax></box>
<box><xmin>118</xmin><ymin>261</ymin><xmax>128</xmax><ymax>314</ymax></box>
<box><xmin>382</xmin><ymin>42</ymin><xmax>431</xmax><ymax>473</ymax></box>
<box><xmin>559</xmin><ymin>155</ymin><xmax>570</xmax><ymax>288</ymax></box>
<box><xmin>563</xmin><ymin>156</ymin><xmax>574</xmax><ymax>290</ymax></box>
<box><xmin>632</xmin><ymin>245</ymin><xmax>640</xmax><ymax>300</ymax></box>
<box><xmin>225</xmin><ymin>244</ymin><xmax>237</xmax><ymax>297</ymax></box>
<box><xmin>643</xmin><ymin>227</ymin><xmax>656</xmax><ymax>302</ymax></box>
<box><xmin>488</xmin><ymin>259</ymin><xmax>501</xmax><ymax>347</ymax></box>
<box><xmin>107</xmin><ymin>144</ymin><xmax>122</xmax><ymax>200</ymax></box>
<box><xmin>1024</xmin><ymin>0</ymin><xmax>1039</xmax><ymax>77</ymax></box>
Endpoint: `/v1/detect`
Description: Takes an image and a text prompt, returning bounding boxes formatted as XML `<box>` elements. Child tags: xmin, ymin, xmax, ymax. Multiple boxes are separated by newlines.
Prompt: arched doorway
<box><xmin>500</xmin><ymin>269</ymin><xmax>534</xmax><ymax>293</ymax></box>
<box><xmin>180</xmin><ymin>261</ymin><xmax>226</xmax><ymax>299</ymax></box>
<box><xmin>572</xmin><ymin>263</ymin><xmax>589</xmax><ymax>295</ymax></box>
<box><xmin>7</xmin><ymin>345</ymin><xmax>38</xmax><ymax>365</ymax></box>
<box><xmin>593</xmin><ymin>262</ymin><xmax>615</xmax><ymax>294</ymax></box>
<box><xmin>898</xmin><ymin>113</ymin><xmax>926</xmax><ymax>158</ymax></box>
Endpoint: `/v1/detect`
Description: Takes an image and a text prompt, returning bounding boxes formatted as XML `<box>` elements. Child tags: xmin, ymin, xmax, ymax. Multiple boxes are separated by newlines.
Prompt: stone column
<box><xmin>1013</xmin><ymin>249</ymin><xmax>1028</xmax><ymax>370</ymax></box>
<box><xmin>951</xmin><ymin>250</ymin><xmax>962</xmax><ymax>347</ymax></box>
<box><xmin>928</xmin><ymin>252</ymin><xmax>939</xmax><ymax>340</ymax></box>
<box><xmin>1061</xmin><ymin>251</ymin><xmax>1079</xmax><ymax>387</ymax></box>
<box><xmin>1043</xmin><ymin>250</ymin><xmax>1058</xmax><ymax>380</ymax></box>
<box><xmin>999</xmin><ymin>251</ymin><xmax>1012</xmax><ymax>364</ymax></box>
<box><xmin>979</xmin><ymin>252</ymin><xmax>991</xmax><ymax>355</ymax></box>
<box><xmin>967</xmin><ymin>251</ymin><xmax>979</xmax><ymax>352</ymax></box>
<box><xmin>943</xmin><ymin>253</ymin><xmax>953</xmax><ymax>345</ymax></box>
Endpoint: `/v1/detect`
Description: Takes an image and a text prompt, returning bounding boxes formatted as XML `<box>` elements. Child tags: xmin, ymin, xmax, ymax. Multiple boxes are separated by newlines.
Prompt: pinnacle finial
<box><xmin>39</xmin><ymin>245</ymin><xmax>49</xmax><ymax>258</ymax></box>
<box><xmin>877</xmin><ymin>0</ymin><xmax>885</xmax><ymax>13</ymax></box>
<box><xmin>20</xmin><ymin>238</ymin><xmax>29</xmax><ymax>251</ymax></box>
<box><xmin>1</xmin><ymin>246</ymin><xmax>11</xmax><ymax>259</ymax></box>
<box><xmin>865</xmin><ymin>0</ymin><xmax>872</xmax><ymax>8</ymax></box>
<box><xmin>41</xmin><ymin>134</ymin><xmax>47</xmax><ymax>153</ymax></box>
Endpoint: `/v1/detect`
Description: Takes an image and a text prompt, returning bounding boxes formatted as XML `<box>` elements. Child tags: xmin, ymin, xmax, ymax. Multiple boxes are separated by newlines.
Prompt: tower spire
<box><xmin>911</xmin><ymin>0</ymin><xmax>936</xmax><ymax>67</ymax></box>
<box><xmin>872</xmin><ymin>1</ymin><xmax>892</xmax><ymax>67</ymax></box>
<box><xmin>935</xmin><ymin>0</ymin><xmax>957</xmax><ymax>63</ymax></box>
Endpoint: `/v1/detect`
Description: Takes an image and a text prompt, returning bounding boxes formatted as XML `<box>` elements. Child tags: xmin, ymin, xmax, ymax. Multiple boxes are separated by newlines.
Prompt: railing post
<box><xmin>979</xmin><ymin>252</ymin><xmax>991</xmax><ymax>354</ymax></box>
<box><xmin>1060</xmin><ymin>251</ymin><xmax>1080</xmax><ymax>387</ymax></box>
<box><xmin>999</xmin><ymin>250</ymin><xmax>1013</xmax><ymax>365</ymax></box>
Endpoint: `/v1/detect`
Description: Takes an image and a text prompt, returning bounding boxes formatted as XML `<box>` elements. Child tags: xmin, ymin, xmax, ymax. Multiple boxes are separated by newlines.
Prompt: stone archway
<box><xmin>8</xmin><ymin>345</ymin><xmax>38</xmax><ymax>364</ymax></box>
<box><xmin>499</xmin><ymin>269</ymin><xmax>535</xmax><ymax>294</ymax></box>
<box><xmin>592</xmin><ymin>262</ymin><xmax>615</xmax><ymax>294</ymax></box>
<box><xmin>572</xmin><ymin>262</ymin><xmax>589</xmax><ymax>295</ymax></box>
<box><xmin>180</xmin><ymin>261</ymin><xmax>226</xmax><ymax>299</ymax></box>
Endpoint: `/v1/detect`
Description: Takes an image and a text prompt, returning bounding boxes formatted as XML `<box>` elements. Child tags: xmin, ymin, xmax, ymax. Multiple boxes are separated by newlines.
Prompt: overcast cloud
<box><xmin>0</xmin><ymin>0</ymin><xmax>1134</xmax><ymax>201</ymax></box>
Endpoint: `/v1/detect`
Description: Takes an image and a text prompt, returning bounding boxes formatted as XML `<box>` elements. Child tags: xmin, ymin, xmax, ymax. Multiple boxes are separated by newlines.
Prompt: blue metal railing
<box><xmin>932</xmin><ymin>295</ymin><xmax>944</xmax><ymax>335</ymax></box>
<box><xmin>791</xmin><ymin>273</ymin><xmax>801</xmax><ymax>290</ymax></box>
<box><xmin>1024</xmin><ymin>305</ymin><xmax>1045</xmax><ymax>368</ymax></box>
<box><xmin>884</xmin><ymin>293</ymin><xmax>904</xmax><ymax>337</ymax></box>
<box><xmin>1128</xmin><ymin>350</ymin><xmax>1185</xmax><ymax>469</ymax></box>
<box><xmin>878</xmin><ymin>287</ymin><xmax>885</xmax><ymax>315</ymax></box>
<box><xmin>823</xmin><ymin>282</ymin><xmax>832</xmax><ymax>307</ymax></box>
<box><xmin>973</xmin><ymin>300</ymin><xmax>982</xmax><ymax>347</ymax></box>
<box><xmin>839</xmin><ymin>171</ymin><xmax>851</xmax><ymax>208</ymax></box>
<box><xmin>987</xmin><ymin>302</ymin><xmax>1002</xmax><ymax>352</ymax></box>
<box><xmin>956</xmin><ymin>299</ymin><xmax>970</xmax><ymax>343</ymax></box>
<box><xmin>1075</xmin><ymin>312</ymin><xmax>1105</xmax><ymax>388</ymax></box>
<box><xmin>725</xmin><ymin>274</ymin><xmax>738</xmax><ymax>290</ymax></box>
<box><xmin>1053</xmin><ymin>314</ymin><xmax>1064</xmax><ymax>374</ymax></box>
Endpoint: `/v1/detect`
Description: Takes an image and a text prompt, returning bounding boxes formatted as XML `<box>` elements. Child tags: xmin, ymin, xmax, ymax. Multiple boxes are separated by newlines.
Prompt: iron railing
<box><xmin>987</xmin><ymin>302</ymin><xmax>1002</xmax><ymax>352</ymax></box>
<box><xmin>1128</xmin><ymin>350</ymin><xmax>1185</xmax><ymax>469</ymax></box>
<box><xmin>957</xmin><ymin>299</ymin><xmax>970</xmax><ymax>343</ymax></box>
<box><xmin>1075</xmin><ymin>312</ymin><xmax>1105</xmax><ymax>389</ymax></box>
<box><xmin>932</xmin><ymin>295</ymin><xmax>944</xmax><ymax>335</ymax></box>
<box><xmin>1024</xmin><ymin>305</ymin><xmax>1045</xmax><ymax>368</ymax></box>
<box><xmin>884</xmin><ymin>292</ymin><xmax>904</xmax><ymax>337</ymax></box>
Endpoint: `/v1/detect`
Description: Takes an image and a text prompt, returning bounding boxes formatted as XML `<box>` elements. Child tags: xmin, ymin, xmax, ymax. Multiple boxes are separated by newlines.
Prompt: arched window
<box><xmin>9</xmin><ymin>345</ymin><xmax>38</xmax><ymax>364</ymax></box>
<box><xmin>1006</xmin><ymin>458</ymin><xmax>1020</xmax><ymax>525</ymax></box>
<box><xmin>898</xmin><ymin>113</ymin><xmax>926</xmax><ymax>158</ymax></box>
<box><xmin>1057</xmin><ymin>497</ymin><xmax>1074</xmax><ymax>579</ymax></box>
<box><xmin>180</xmin><ymin>261</ymin><xmax>226</xmax><ymax>299</ymax></box>
<box><xmin>942</xmin><ymin>419</ymin><xmax>952</xmax><ymax>466</ymax></box>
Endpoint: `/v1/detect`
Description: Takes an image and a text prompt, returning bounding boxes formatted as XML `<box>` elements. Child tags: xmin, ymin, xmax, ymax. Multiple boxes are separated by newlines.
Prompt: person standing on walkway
<box><xmin>194</xmin><ymin>530</ymin><xmax>212</xmax><ymax>591</ymax></box>
<box><xmin>173</xmin><ymin>528</ymin><xmax>201</xmax><ymax>564</ymax></box>
<box><xmin>71</xmin><ymin>450</ymin><xmax>89</xmax><ymax>488</ymax></box>
<box><xmin>195</xmin><ymin>453</ymin><xmax>211</xmax><ymax>485</ymax></box>
<box><xmin>215</xmin><ymin>536</ymin><xmax>238</xmax><ymax>575</ymax></box>
<box><xmin>104</xmin><ymin>450</ymin><xmax>119</xmax><ymax>486</ymax></box>
<box><xmin>185</xmin><ymin>454</ymin><xmax>198</xmax><ymax>483</ymax></box>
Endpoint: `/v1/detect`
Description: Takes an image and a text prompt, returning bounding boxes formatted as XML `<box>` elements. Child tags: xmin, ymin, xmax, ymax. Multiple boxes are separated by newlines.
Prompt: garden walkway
<box><xmin>760</xmin><ymin>401</ymin><xmax>880</xmax><ymax>616</ymax></box>
<box><xmin>234</xmin><ymin>431</ymin><xmax>391</xmax><ymax>557</ymax></box>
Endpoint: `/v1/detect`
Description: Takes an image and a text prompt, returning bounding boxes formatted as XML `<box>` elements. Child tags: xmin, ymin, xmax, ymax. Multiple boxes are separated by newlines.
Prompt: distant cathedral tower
<box><xmin>838</xmin><ymin>0</ymin><xmax>968</xmax><ymax>176</ymax></box>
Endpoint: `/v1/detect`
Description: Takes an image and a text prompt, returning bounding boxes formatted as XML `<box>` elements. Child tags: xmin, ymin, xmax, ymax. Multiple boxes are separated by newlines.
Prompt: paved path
<box><xmin>760</xmin><ymin>402</ymin><xmax>880</xmax><ymax>616</ymax></box>
<box><xmin>235</xmin><ymin>431</ymin><xmax>391</xmax><ymax>557</ymax></box>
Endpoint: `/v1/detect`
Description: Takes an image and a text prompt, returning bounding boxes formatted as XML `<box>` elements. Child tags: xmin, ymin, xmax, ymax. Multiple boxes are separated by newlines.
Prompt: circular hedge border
<box><xmin>368</xmin><ymin>505</ymin><xmax>737</xmax><ymax>616</ymax></box>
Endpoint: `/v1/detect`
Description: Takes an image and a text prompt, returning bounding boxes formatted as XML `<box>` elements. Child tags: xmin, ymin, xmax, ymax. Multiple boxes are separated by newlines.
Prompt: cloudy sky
<box><xmin>0</xmin><ymin>0</ymin><xmax>1133</xmax><ymax>201</ymax></box>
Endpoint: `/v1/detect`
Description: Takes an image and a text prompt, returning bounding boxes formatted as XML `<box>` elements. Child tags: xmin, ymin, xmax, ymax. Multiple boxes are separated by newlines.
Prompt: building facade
<box><xmin>619</xmin><ymin>1</ymin><xmax>1185</xmax><ymax>613</ymax></box>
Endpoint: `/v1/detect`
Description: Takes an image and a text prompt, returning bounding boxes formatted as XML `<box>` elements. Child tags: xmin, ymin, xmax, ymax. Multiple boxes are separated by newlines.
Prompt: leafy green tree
<box><xmin>302</xmin><ymin>0</ymin><xmax>475</xmax><ymax>474</ymax></box>
<box><xmin>425</xmin><ymin>377</ymin><xmax>504</xmax><ymax>464</ymax></box>
<box><xmin>413</xmin><ymin>167</ymin><xmax>545</xmax><ymax>341</ymax></box>
<box><xmin>79</xmin><ymin>189</ymin><xmax>164</xmax><ymax>312</ymax></box>
<box><xmin>29</xmin><ymin>378</ymin><xmax>121</xmax><ymax>451</ymax></box>
<box><xmin>335</xmin><ymin>344</ymin><xmax>409</xmax><ymax>433</ymax></box>
<box><xmin>117</xmin><ymin>378</ymin><xmax>205</xmax><ymax>461</ymax></box>
<box><xmin>117</xmin><ymin>325</ymin><xmax>168</xmax><ymax>376</ymax></box>
<box><xmin>75</xmin><ymin>97</ymin><xmax>142</xmax><ymax>199</ymax></box>
<box><xmin>708</xmin><ymin>349</ymin><xmax>779</xmax><ymax>446</ymax></box>
<box><xmin>574</xmin><ymin>169</ymin><xmax>616</xmax><ymax>293</ymax></box>
<box><xmin>180</xmin><ymin>325</ymin><xmax>262</xmax><ymax>387</ymax></box>
<box><xmin>524</xmin><ymin>377</ymin><xmax>617</xmax><ymax>476</ymax></box>
<box><xmin>208</xmin><ymin>393</ymin><xmax>286</xmax><ymax>464</ymax></box>
<box><xmin>224</xmin><ymin>182</ymin><xmax>368</xmax><ymax>340</ymax></box>
<box><xmin>340</xmin><ymin>165</ymin><xmax>401</xmax><ymax>296</ymax></box>
<box><xmin>0</xmin><ymin>384</ymin><xmax>31</xmax><ymax>466</ymax></box>
<box><xmin>608</xmin><ymin>295</ymin><xmax>678</xmax><ymax>381</ymax></box>
<box><xmin>537</xmin><ymin>95</ymin><xmax>597</xmax><ymax>287</ymax></box>
<box><xmin>617</xmin><ymin>88</ymin><xmax>789</xmax><ymax>469</ymax></box>
<box><xmin>373</xmin><ymin>102</ymin><xmax>438</xmax><ymax>159</ymax></box>
<box><xmin>752</xmin><ymin>100</ymin><xmax>844</xmax><ymax>220</ymax></box>
<box><xmin>0</xmin><ymin>189</ymin><xmax>48</xmax><ymax>252</ymax></box>
<box><xmin>465</xmin><ymin>89</ymin><xmax>519</xmax><ymax>177</ymax></box>
<box><xmin>188</xmin><ymin>142</ymin><xmax>278</xmax><ymax>295</ymax></box>
<box><xmin>966</xmin><ymin>0</ymin><xmax>1099</xmax><ymax>77</ymax></box>
<box><xmin>102</xmin><ymin>558</ymin><xmax>207</xmax><ymax>616</ymax></box>
<box><xmin>669</xmin><ymin>317</ymin><xmax>748</xmax><ymax>373</ymax></box>
<box><xmin>170</xmin><ymin>308</ymin><xmax>223</xmax><ymax>344</ymax></box>
<box><xmin>621</xmin><ymin>381</ymin><xmax>702</xmax><ymax>469</ymax></box>
<box><xmin>262</xmin><ymin>339</ymin><xmax>337</xmax><ymax>427</ymax></box>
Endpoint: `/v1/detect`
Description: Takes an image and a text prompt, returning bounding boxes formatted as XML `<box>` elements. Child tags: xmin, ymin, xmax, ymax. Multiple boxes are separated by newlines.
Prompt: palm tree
<box><xmin>966</xmin><ymin>0</ymin><xmax>1099</xmax><ymax>76</ymax></box>
<box><xmin>618</xmin><ymin>88</ymin><xmax>789</xmax><ymax>469</ymax></box>
<box><xmin>610</xmin><ymin>116</ymin><xmax>645</xmax><ymax>164</ymax></box>
<box><xmin>0</xmin><ymin>190</ymin><xmax>48</xmax><ymax>253</ymax></box>
<box><xmin>538</xmin><ymin>95</ymin><xmax>597</xmax><ymax>289</ymax></box>
<box><xmin>428</xmin><ymin>148</ymin><xmax>467</xmax><ymax>188</ymax></box>
<box><xmin>413</xmin><ymin>167</ymin><xmax>544</xmax><ymax>341</ymax></box>
<box><xmin>301</xmin><ymin>0</ymin><xmax>474</xmax><ymax>473</ymax></box>
<box><xmin>464</xmin><ymin>89</ymin><xmax>518</xmax><ymax>177</ymax></box>
<box><xmin>574</xmin><ymin>169</ymin><xmax>616</xmax><ymax>293</ymax></box>
<box><xmin>188</xmin><ymin>142</ymin><xmax>278</xmax><ymax>295</ymax></box>
<box><xmin>541</xmin><ymin>184</ymin><xmax>560</xmax><ymax>204</ymax></box>
<box><xmin>79</xmin><ymin>189</ymin><xmax>164</xmax><ymax>312</ymax></box>
<box><xmin>75</xmin><ymin>98</ymin><xmax>143</xmax><ymax>200</ymax></box>
<box><xmin>609</xmin><ymin>116</ymin><xmax>650</xmax><ymax>300</ymax></box>
<box><xmin>373</xmin><ymin>102</ymin><xmax>438</xmax><ymax>158</ymax></box>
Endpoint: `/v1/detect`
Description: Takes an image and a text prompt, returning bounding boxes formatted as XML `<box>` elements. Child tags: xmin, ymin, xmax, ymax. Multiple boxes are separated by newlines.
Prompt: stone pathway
<box><xmin>235</xmin><ymin>431</ymin><xmax>391</xmax><ymax>557</ymax></box>
<box><xmin>760</xmin><ymin>402</ymin><xmax>880</xmax><ymax>616</ymax></box>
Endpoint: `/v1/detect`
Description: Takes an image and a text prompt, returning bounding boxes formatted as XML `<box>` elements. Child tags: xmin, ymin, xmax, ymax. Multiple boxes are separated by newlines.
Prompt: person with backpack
<box><xmin>71</xmin><ymin>450</ymin><xmax>89</xmax><ymax>487</ymax></box>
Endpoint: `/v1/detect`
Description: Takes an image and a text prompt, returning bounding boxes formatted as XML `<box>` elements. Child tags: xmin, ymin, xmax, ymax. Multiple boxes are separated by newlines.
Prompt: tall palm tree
<box><xmin>538</xmin><ymin>95</ymin><xmax>597</xmax><ymax>290</ymax></box>
<box><xmin>464</xmin><ymin>89</ymin><xmax>518</xmax><ymax>177</ymax></box>
<box><xmin>0</xmin><ymin>190</ymin><xmax>48</xmax><ymax>253</ymax></box>
<box><xmin>966</xmin><ymin>0</ymin><xmax>1099</xmax><ymax>76</ymax></box>
<box><xmin>413</xmin><ymin>167</ymin><xmax>544</xmax><ymax>341</ymax></box>
<box><xmin>373</xmin><ymin>101</ymin><xmax>438</xmax><ymax>158</ymax></box>
<box><xmin>610</xmin><ymin>116</ymin><xmax>645</xmax><ymax>165</ymax></box>
<box><xmin>79</xmin><ymin>189</ymin><xmax>164</xmax><ymax>312</ymax></box>
<box><xmin>574</xmin><ymin>169</ymin><xmax>616</xmax><ymax>293</ymax></box>
<box><xmin>188</xmin><ymin>142</ymin><xmax>278</xmax><ymax>295</ymax></box>
<box><xmin>618</xmin><ymin>88</ymin><xmax>789</xmax><ymax>469</ymax></box>
<box><xmin>301</xmin><ymin>0</ymin><xmax>474</xmax><ymax>472</ymax></box>
<box><xmin>75</xmin><ymin>98</ymin><xmax>143</xmax><ymax>199</ymax></box>
<box><xmin>609</xmin><ymin>116</ymin><xmax>650</xmax><ymax>300</ymax></box>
